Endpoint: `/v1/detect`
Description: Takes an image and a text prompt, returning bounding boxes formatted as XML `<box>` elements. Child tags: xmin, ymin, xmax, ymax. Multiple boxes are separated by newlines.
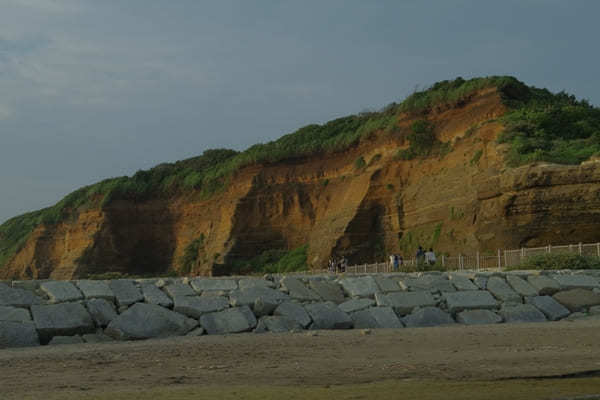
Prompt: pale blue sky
<box><xmin>1</xmin><ymin>0</ymin><xmax>599</xmax><ymax>223</ymax></box>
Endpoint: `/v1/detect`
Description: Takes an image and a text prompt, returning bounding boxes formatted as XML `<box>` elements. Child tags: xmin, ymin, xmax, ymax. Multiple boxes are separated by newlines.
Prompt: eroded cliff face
<box><xmin>3</xmin><ymin>88</ymin><xmax>600</xmax><ymax>279</ymax></box>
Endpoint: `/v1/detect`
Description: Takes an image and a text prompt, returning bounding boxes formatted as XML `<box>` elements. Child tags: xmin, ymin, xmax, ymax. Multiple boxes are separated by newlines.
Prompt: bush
<box><xmin>354</xmin><ymin>156</ymin><xmax>366</xmax><ymax>170</ymax></box>
<box><xmin>229</xmin><ymin>244</ymin><xmax>308</xmax><ymax>275</ymax></box>
<box><xmin>507</xmin><ymin>253</ymin><xmax>600</xmax><ymax>271</ymax></box>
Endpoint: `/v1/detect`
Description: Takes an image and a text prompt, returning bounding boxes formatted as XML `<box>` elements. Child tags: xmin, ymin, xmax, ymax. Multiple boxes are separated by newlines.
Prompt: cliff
<box><xmin>2</xmin><ymin>76</ymin><xmax>600</xmax><ymax>279</ymax></box>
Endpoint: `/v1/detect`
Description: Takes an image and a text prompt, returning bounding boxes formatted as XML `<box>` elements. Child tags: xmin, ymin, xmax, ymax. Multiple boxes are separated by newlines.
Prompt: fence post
<box><xmin>504</xmin><ymin>250</ymin><xmax>508</xmax><ymax>268</ymax></box>
<box><xmin>364</xmin><ymin>264</ymin><xmax>367</xmax><ymax>273</ymax></box>
<box><xmin>459</xmin><ymin>254</ymin><xmax>463</xmax><ymax>270</ymax></box>
<box><xmin>547</xmin><ymin>244</ymin><xmax>551</xmax><ymax>253</ymax></box>
<box><xmin>579</xmin><ymin>242</ymin><xmax>583</xmax><ymax>255</ymax></box>
<box><xmin>442</xmin><ymin>254</ymin><xmax>445</xmax><ymax>268</ymax></box>
<box><xmin>476</xmin><ymin>251</ymin><xmax>480</xmax><ymax>270</ymax></box>
<box><xmin>520</xmin><ymin>247</ymin><xmax>525</xmax><ymax>262</ymax></box>
<box><xmin>497</xmin><ymin>249</ymin><xmax>501</xmax><ymax>269</ymax></box>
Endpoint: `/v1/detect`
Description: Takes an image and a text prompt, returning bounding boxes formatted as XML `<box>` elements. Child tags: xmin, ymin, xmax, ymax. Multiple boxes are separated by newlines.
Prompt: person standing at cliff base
<box><xmin>416</xmin><ymin>246</ymin><xmax>425</xmax><ymax>266</ymax></box>
<box><xmin>425</xmin><ymin>248</ymin><xmax>436</xmax><ymax>266</ymax></box>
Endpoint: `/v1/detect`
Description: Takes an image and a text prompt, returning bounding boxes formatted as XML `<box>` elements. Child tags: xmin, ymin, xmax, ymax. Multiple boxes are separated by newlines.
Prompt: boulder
<box><xmin>308</xmin><ymin>280</ymin><xmax>346</xmax><ymax>304</ymax></box>
<box><xmin>85</xmin><ymin>299</ymin><xmax>118</xmax><ymax>327</ymax></box>
<box><xmin>280</xmin><ymin>277</ymin><xmax>321</xmax><ymax>301</ymax></box>
<box><xmin>304</xmin><ymin>302</ymin><xmax>353</xmax><ymax>330</ymax></box>
<box><xmin>141</xmin><ymin>284</ymin><xmax>173</xmax><ymax>308</ymax></box>
<box><xmin>108</xmin><ymin>280</ymin><xmax>143</xmax><ymax>307</ymax></box>
<box><xmin>164</xmin><ymin>282</ymin><xmax>196</xmax><ymax>298</ymax></box>
<box><xmin>444</xmin><ymin>291</ymin><xmax>498</xmax><ymax>313</ymax></box>
<box><xmin>48</xmin><ymin>335</ymin><xmax>84</xmax><ymax>345</ymax></box>
<box><xmin>473</xmin><ymin>276</ymin><xmax>488</xmax><ymax>290</ymax></box>
<box><xmin>239</xmin><ymin>279</ymin><xmax>275</xmax><ymax>290</ymax></box>
<box><xmin>527</xmin><ymin>275</ymin><xmax>560</xmax><ymax>295</ymax></box>
<box><xmin>528</xmin><ymin>296</ymin><xmax>570</xmax><ymax>321</ymax></box>
<box><xmin>399</xmin><ymin>275</ymin><xmax>456</xmax><ymax>293</ymax></box>
<box><xmin>76</xmin><ymin>280</ymin><xmax>115</xmax><ymax>301</ymax></box>
<box><xmin>200</xmin><ymin>306</ymin><xmax>257</xmax><ymax>334</ymax></box>
<box><xmin>229</xmin><ymin>287</ymin><xmax>289</xmax><ymax>309</ymax></box>
<box><xmin>105</xmin><ymin>303</ymin><xmax>197</xmax><ymax>340</ymax></box>
<box><xmin>506</xmin><ymin>275</ymin><xmax>538</xmax><ymax>297</ymax></box>
<box><xmin>186</xmin><ymin>327</ymin><xmax>206</xmax><ymax>336</ymax></box>
<box><xmin>552</xmin><ymin>289</ymin><xmax>600</xmax><ymax>312</ymax></box>
<box><xmin>31</xmin><ymin>302</ymin><xmax>95</xmax><ymax>342</ymax></box>
<box><xmin>403</xmin><ymin>307</ymin><xmax>455</xmax><ymax>328</ymax></box>
<box><xmin>274</xmin><ymin>301</ymin><xmax>312</xmax><ymax>328</ymax></box>
<box><xmin>378</xmin><ymin>291</ymin><xmax>437</xmax><ymax>315</ymax></box>
<box><xmin>0</xmin><ymin>321</ymin><xmax>40</xmax><ymax>348</ymax></box>
<box><xmin>486</xmin><ymin>277</ymin><xmax>521</xmax><ymax>303</ymax></box>
<box><xmin>0</xmin><ymin>306</ymin><xmax>31</xmax><ymax>322</ymax></box>
<box><xmin>260</xmin><ymin>316</ymin><xmax>303</xmax><ymax>333</ymax></box>
<box><xmin>173</xmin><ymin>296</ymin><xmax>229</xmax><ymax>319</ymax></box>
<box><xmin>338</xmin><ymin>276</ymin><xmax>380</xmax><ymax>298</ymax></box>
<box><xmin>351</xmin><ymin>307</ymin><xmax>403</xmax><ymax>329</ymax></box>
<box><xmin>374</xmin><ymin>276</ymin><xmax>402</xmax><ymax>293</ymax></box>
<box><xmin>40</xmin><ymin>281</ymin><xmax>84</xmax><ymax>303</ymax></box>
<box><xmin>339</xmin><ymin>298</ymin><xmax>375</xmax><ymax>313</ymax></box>
<box><xmin>448</xmin><ymin>274</ymin><xmax>478</xmax><ymax>291</ymax></box>
<box><xmin>253</xmin><ymin>297</ymin><xmax>279</xmax><ymax>317</ymax></box>
<box><xmin>552</xmin><ymin>275</ymin><xmax>600</xmax><ymax>290</ymax></box>
<box><xmin>0</xmin><ymin>282</ymin><xmax>43</xmax><ymax>308</ymax></box>
<box><xmin>190</xmin><ymin>278</ymin><xmax>238</xmax><ymax>293</ymax></box>
<box><xmin>456</xmin><ymin>309</ymin><xmax>502</xmax><ymax>325</ymax></box>
<box><xmin>499</xmin><ymin>304</ymin><xmax>547</xmax><ymax>323</ymax></box>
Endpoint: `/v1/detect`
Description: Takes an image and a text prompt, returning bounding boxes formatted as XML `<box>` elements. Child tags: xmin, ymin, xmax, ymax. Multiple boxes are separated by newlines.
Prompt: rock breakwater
<box><xmin>1</xmin><ymin>270</ymin><xmax>600</xmax><ymax>349</ymax></box>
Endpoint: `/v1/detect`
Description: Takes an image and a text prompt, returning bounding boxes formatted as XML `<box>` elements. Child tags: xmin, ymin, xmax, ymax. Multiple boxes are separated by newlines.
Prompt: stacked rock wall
<box><xmin>1</xmin><ymin>270</ymin><xmax>600</xmax><ymax>349</ymax></box>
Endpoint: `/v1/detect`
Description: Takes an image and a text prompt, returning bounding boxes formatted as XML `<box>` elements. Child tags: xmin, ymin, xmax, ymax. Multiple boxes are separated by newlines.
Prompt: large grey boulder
<box><xmin>473</xmin><ymin>276</ymin><xmax>488</xmax><ymax>290</ymax></box>
<box><xmin>229</xmin><ymin>287</ymin><xmax>290</xmax><ymax>309</ymax></box>
<box><xmin>499</xmin><ymin>304</ymin><xmax>547</xmax><ymax>323</ymax></box>
<box><xmin>85</xmin><ymin>299</ymin><xmax>118</xmax><ymax>327</ymax></box>
<box><xmin>259</xmin><ymin>316</ymin><xmax>303</xmax><ymax>333</ymax></box>
<box><xmin>351</xmin><ymin>307</ymin><xmax>403</xmax><ymax>329</ymax></box>
<box><xmin>378</xmin><ymin>291</ymin><xmax>437</xmax><ymax>315</ymax></box>
<box><xmin>486</xmin><ymin>277</ymin><xmax>521</xmax><ymax>303</ymax></box>
<box><xmin>399</xmin><ymin>275</ymin><xmax>456</xmax><ymax>293</ymax></box>
<box><xmin>308</xmin><ymin>280</ymin><xmax>346</xmax><ymax>304</ymax></box>
<box><xmin>173</xmin><ymin>296</ymin><xmax>229</xmax><ymax>318</ymax></box>
<box><xmin>280</xmin><ymin>277</ymin><xmax>321</xmax><ymax>301</ymax></box>
<box><xmin>274</xmin><ymin>301</ymin><xmax>312</xmax><ymax>328</ymax></box>
<box><xmin>0</xmin><ymin>282</ymin><xmax>43</xmax><ymax>308</ymax></box>
<box><xmin>552</xmin><ymin>275</ymin><xmax>599</xmax><ymax>290</ymax></box>
<box><xmin>403</xmin><ymin>307</ymin><xmax>455</xmax><ymax>328</ymax></box>
<box><xmin>339</xmin><ymin>298</ymin><xmax>375</xmax><ymax>313</ymax></box>
<box><xmin>0</xmin><ymin>321</ymin><xmax>40</xmax><ymax>348</ymax></box>
<box><xmin>528</xmin><ymin>296</ymin><xmax>570</xmax><ymax>321</ymax></box>
<box><xmin>527</xmin><ymin>275</ymin><xmax>560</xmax><ymax>295</ymax></box>
<box><xmin>164</xmin><ymin>282</ymin><xmax>196</xmax><ymax>298</ymax></box>
<box><xmin>31</xmin><ymin>302</ymin><xmax>95</xmax><ymax>342</ymax></box>
<box><xmin>141</xmin><ymin>284</ymin><xmax>173</xmax><ymax>308</ymax></box>
<box><xmin>105</xmin><ymin>303</ymin><xmax>197</xmax><ymax>340</ymax></box>
<box><xmin>456</xmin><ymin>309</ymin><xmax>502</xmax><ymax>325</ymax></box>
<box><xmin>506</xmin><ymin>275</ymin><xmax>538</xmax><ymax>297</ymax></box>
<box><xmin>200</xmin><ymin>306</ymin><xmax>257</xmax><ymax>334</ymax></box>
<box><xmin>552</xmin><ymin>289</ymin><xmax>600</xmax><ymax>312</ymax></box>
<box><xmin>253</xmin><ymin>297</ymin><xmax>279</xmax><ymax>317</ymax></box>
<box><xmin>40</xmin><ymin>281</ymin><xmax>83</xmax><ymax>303</ymax></box>
<box><xmin>338</xmin><ymin>276</ymin><xmax>380</xmax><ymax>298</ymax></box>
<box><xmin>448</xmin><ymin>274</ymin><xmax>478</xmax><ymax>291</ymax></box>
<box><xmin>108</xmin><ymin>280</ymin><xmax>143</xmax><ymax>307</ymax></box>
<box><xmin>0</xmin><ymin>306</ymin><xmax>31</xmax><ymax>322</ymax></box>
<box><xmin>304</xmin><ymin>302</ymin><xmax>353</xmax><ymax>329</ymax></box>
<box><xmin>374</xmin><ymin>276</ymin><xmax>402</xmax><ymax>293</ymax></box>
<box><xmin>444</xmin><ymin>291</ymin><xmax>498</xmax><ymax>313</ymax></box>
<box><xmin>239</xmin><ymin>279</ymin><xmax>275</xmax><ymax>289</ymax></box>
<box><xmin>76</xmin><ymin>280</ymin><xmax>115</xmax><ymax>301</ymax></box>
<box><xmin>190</xmin><ymin>278</ymin><xmax>238</xmax><ymax>293</ymax></box>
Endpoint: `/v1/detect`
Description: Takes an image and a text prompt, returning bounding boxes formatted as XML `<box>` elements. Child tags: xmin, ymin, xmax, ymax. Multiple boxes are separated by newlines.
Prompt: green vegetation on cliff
<box><xmin>229</xmin><ymin>245</ymin><xmax>308</xmax><ymax>275</ymax></box>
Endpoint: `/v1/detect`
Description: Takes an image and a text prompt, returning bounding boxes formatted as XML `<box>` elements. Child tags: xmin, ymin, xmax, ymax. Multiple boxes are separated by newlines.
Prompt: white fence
<box><xmin>342</xmin><ymin>242</ymin><xmax>600</xmax><ymax>274</ymax></box>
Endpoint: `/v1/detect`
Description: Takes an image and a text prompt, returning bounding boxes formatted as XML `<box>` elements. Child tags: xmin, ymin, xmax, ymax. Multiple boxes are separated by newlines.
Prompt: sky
<box><xmin>1</xmin><ymin>0</ymin><xmax>599</xmax><ymax>223</ymax></box>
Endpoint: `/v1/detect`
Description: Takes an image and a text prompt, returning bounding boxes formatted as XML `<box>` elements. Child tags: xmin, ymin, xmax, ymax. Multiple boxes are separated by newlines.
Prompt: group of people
<box><xmin>328</xmin><ymin>246</ymin><xmax>438</xmax><ymax>273</ymax></box>
<box><xmin>328</xmin><ymin>256</ymin><xmax>348</xmax><ymax>273</ymax></box>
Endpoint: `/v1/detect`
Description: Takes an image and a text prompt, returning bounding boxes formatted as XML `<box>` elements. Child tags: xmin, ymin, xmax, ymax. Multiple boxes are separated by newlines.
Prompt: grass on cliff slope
<box><xmin>506</xmin><ymin>253</ymin><xmax>600</xmax><ymax>271</ymax></box>
<box><xmin>228</xmin><ymin>244</ymin><xmax>308</xmax><ymax>275</ymax></box>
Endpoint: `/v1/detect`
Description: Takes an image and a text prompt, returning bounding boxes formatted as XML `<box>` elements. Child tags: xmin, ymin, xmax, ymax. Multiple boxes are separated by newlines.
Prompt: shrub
<box><xmin>229</xmin><ymin>244</ymin><xmax>308</xmax><ymax>275</ymax></box>
<box><xmin>470</xmin><ymin>149</ymin><xmax>483</xmax><ymax>165</ymax></box>
<box><xmin>507</xmin><ymin>253</ymin><xmax>600</xmax><ymax>271</ymax></box>
<box><xmin>354</xmin><ymin>156</ymin><xmax>366</xmax><ymax>170</ymax></box>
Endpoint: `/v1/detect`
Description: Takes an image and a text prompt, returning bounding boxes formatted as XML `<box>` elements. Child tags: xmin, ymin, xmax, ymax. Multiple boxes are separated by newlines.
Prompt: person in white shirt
<box><xmin>425</xmin><ymin>248</ymin><xmax>436</xmax><ymax>266</ymax></box>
